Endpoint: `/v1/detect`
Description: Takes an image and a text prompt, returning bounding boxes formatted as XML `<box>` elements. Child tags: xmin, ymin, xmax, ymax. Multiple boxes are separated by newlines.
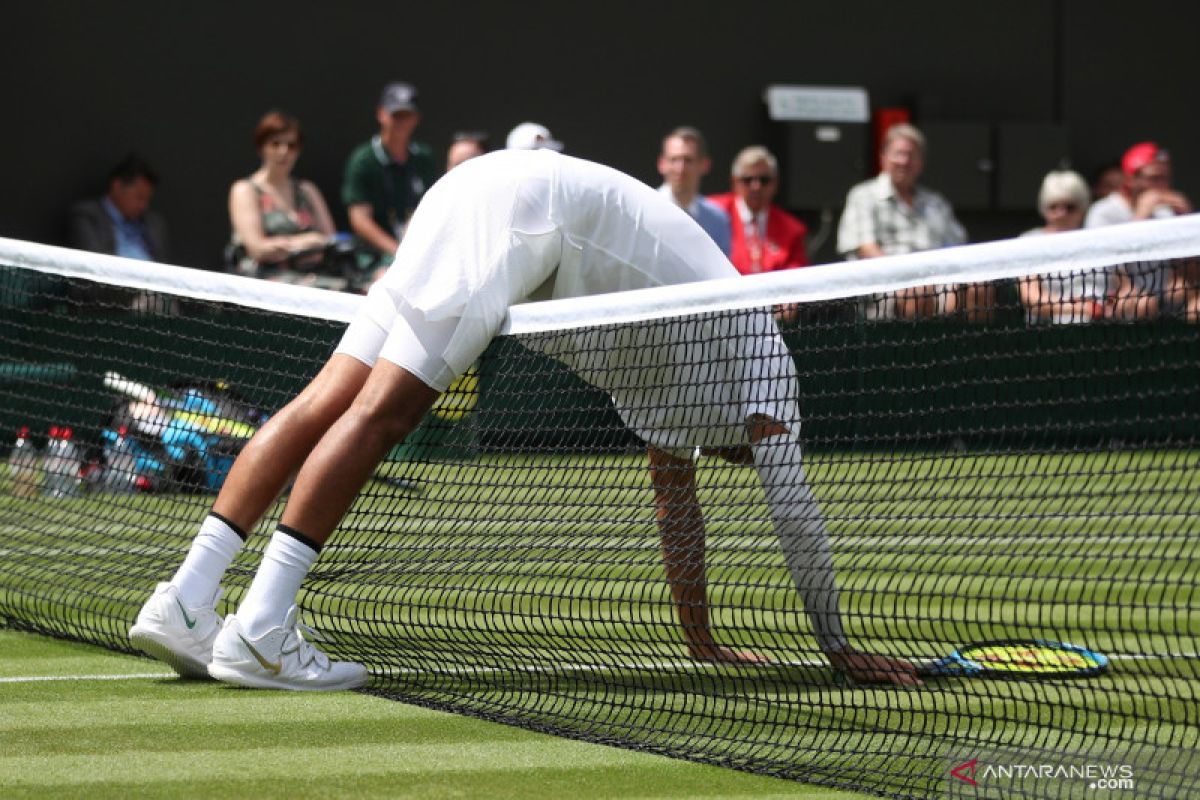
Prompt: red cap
<box><xmin>1121</xmin><ymin>142</ymin><xmax>1168</xmax><ymax>177</ymax></box>
<box><xmin>49</xmin><ymin>425</ymin><xmax>60</xmax><ymax>438</ymax></box>
<box><xmin>61</xmin><ymin>427</ymin><xmax>73</xmax><ymax>440</ymax></box>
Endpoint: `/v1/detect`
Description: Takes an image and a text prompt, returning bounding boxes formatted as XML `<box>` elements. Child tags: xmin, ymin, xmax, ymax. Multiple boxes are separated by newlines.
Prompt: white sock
<box><xmin>752</xmin><ymin>435</ymin><xmax>850</xmax><ymax>653</ymax></box>
<box><xmin>236</xmin><ymin>527</ymin><xmax>320</xmax><ymax>638</ymax></box>
<box><xmin>170</xmin><ymin>514</ymin><xmax>245</xmax><ymax>607</ymax></box>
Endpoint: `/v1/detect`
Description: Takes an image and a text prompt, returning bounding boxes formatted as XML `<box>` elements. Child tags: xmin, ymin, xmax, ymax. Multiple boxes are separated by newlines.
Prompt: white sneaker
<box><xmin>207</xmin><ymin>606</ymin><xmax>368</xmax><ymax>691</ymax></box>
<box><xmin>129</xmin><ymin>582</ymin><xmax>223</xmax><ymax>679</ymax></box>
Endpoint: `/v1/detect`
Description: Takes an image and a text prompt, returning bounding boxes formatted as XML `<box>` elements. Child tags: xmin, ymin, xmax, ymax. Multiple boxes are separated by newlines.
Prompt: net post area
<box><xmin>0</xmin><ymin>225</ymin><xmax>1198</xmax><ymax>798</ymax></box>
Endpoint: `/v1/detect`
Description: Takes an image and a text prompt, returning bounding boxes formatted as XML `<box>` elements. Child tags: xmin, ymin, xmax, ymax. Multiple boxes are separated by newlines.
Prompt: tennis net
<box><xmin>0</xmin><ymin>218</ymin><xmax>1198</xmax><ymax>798</ymax></box>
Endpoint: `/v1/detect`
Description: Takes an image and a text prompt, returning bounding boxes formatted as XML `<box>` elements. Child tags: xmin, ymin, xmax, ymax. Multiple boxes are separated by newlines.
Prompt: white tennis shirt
<box><xmin>375</xmin><ymin>149</ymin><xmax>802</xmax><ymax>453</ymax></box>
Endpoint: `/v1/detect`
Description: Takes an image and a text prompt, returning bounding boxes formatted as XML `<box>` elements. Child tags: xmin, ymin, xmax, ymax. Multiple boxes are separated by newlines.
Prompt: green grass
<box><xmin>1</xmin><ymin>448</ymin><xmax>1198</xmax><ymax>797</ymax></box>
<box><xmin>0</xmin><ymin>630</ymin><xmax>865</xmax><ymax>799</ymax></box>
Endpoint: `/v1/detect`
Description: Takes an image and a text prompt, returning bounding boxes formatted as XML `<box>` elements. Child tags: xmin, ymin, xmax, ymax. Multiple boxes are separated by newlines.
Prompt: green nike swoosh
<box><xmin>238</xmin><ymin>634</ymin><xmax>282</xmax><ymax>675</ymax></box>
<box><xmin>175</xmin><ymin>599</ymin><xmax>197</xmax><ymax>629</ymax></box>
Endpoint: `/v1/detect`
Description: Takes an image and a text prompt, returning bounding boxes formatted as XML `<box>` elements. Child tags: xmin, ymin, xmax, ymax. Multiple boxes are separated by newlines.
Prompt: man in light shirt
<box><xmin>837</xmin><ymin>124</ymin><xmax>968</xmax><ymax>319</ymax></box>
<box><xmin>656</xmin><ymin>126</ymin><xmax>730</xmax><ymax>254</ymax></box>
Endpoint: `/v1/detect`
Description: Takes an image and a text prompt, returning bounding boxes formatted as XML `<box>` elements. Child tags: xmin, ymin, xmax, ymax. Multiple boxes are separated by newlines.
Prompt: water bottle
<box><xmin>101</xmin><ymin>425</ymin><xmax>139</xmax><ymax>493</ymax></box>
<box><xmin>42</xmin><ymin>426</ymin><xmax>81</xmax><ymax>498</ymax></box>
<box><xmin>7</xmin><ymin>426</ymin><xmax>41</xmax><ymax>498</ymax></box>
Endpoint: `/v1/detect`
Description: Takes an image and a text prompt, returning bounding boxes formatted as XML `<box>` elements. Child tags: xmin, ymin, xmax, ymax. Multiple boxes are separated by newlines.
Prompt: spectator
<box><xmin>227</xmin><ymin>110</ymin><xmax>337</xmax><ymax>285</ymax></box>
<box><xmin>837</xmin><ymin>123</ymin><xmax>969</xmax><ymax>319</ymax></box>
<box><xmin>656</xmin><ymin>126</ymin><xmax>730</xmax><ymax>254</ymax></box>
<box><xmin>342</xmin><ymin>82</ymin><xmax>436</xmax><ymax>267</ymax></box>
<box><xmin>707</xmin><ymin>146</ymin><xmax>808</xmax><ymax>275</ymax></box>
<box><xmin>446</xmin><ymin>131</ymin><xmax>489</xmax><ymax>172</ymax></box>
<box><xmin>1086</xmin><ymin>142</ymin><xmax>1192</xmax><ymax>226</ymax></box>
<box><xmin>506</xmin><ymin>122</ymin><xmax>563</xmax><ymax>151</ymax></box>
<box><xmin>68</xmin><ymin>154</ymin><xmax>169</xmax><ymax>262</ymax></box>
<box><xmin>1091</xmin><ymin>162</ymin><xmax>1124</xmax><ymax>202</ymax></box>
<box><xmin>1017</xmin><ymin>170</ymin><xmax>1106</xmax><ymax>324</ymax></box>
<box><xmin>1086</xmin><ymin>142</ymin><xmax>1194</xmax><ymax>319</ymax></box>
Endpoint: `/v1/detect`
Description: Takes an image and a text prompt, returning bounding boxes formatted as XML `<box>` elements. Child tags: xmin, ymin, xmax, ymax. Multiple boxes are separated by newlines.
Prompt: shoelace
<box><xmin>280</xmin><ymin>618</ymin><xmax>331</xmax><ymax>671</ymax></box>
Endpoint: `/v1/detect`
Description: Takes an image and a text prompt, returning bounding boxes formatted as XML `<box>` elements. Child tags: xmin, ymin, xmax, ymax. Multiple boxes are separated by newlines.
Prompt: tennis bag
<box><xmin>101</xmin><ymin>381</ymin><xmax>268</xmax><ymax>493</ymax></box>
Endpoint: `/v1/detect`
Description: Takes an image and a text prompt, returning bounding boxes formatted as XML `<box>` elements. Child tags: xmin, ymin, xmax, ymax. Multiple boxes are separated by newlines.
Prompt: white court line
<box><xmin>2</xmin><ymin>652</ymin><xmax>1193</xmax><ymax>684</ymax></box>
<box><xmin>0</xmin><ymin>672</ymin><xmax>173</xmax><ymax>684</ymax></box>
<box><xmin>374</xmin><ymin>657</ymin><xmax>823</xmax><ymax>677</ymax></box>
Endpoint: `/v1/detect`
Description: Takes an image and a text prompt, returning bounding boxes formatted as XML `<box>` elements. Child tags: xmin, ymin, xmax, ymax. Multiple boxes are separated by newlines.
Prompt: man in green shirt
<box><xmin>341</xmin><ymin>82</ymin><xmax>437</xmax><ymax>267</ymax></box>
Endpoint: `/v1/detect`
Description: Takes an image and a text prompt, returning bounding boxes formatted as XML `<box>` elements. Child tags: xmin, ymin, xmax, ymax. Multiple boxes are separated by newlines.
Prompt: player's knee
<box><xmin>350</xmin><ymin>396</ymin><xmax>426</xmax><ymax>447</ymax></box>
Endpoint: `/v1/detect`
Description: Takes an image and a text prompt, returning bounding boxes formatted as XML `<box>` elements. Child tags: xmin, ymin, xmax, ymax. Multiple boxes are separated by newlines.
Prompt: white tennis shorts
<box><xmin>333</xmin><ymin>284</ymin><xmax>463</xmax><ymax>391</ymax></box>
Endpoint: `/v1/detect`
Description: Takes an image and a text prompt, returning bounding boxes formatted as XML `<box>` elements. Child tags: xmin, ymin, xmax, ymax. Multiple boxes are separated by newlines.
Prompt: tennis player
<box><xmin>130</xmin><ymin>150</ymin><xmax>920</xmax><ymax>689</ymax></box>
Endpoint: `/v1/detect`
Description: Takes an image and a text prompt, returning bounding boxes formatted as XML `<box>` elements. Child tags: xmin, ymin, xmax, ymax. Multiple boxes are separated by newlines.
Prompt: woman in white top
<box><xmin>130</xmin><ymin>150</ymin><xmax>919</xmax><ymax>691</ymax></box>
<box><xmin>1017</xmin><ymin>170</ymin><xmax>1106</xmax><ymax>324</ymax></box>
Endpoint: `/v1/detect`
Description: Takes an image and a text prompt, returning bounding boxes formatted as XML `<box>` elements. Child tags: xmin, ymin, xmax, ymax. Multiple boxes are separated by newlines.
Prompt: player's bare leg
<box><xmin>648</xmin><ymin>446</ymin><xmax>769</xmax><ymax>665</ymax></box>
<box><xmin>208</xmin><ymin>360</ymin><xmax>441</xmax><ymax>690</ymax></box>
<box><xmin>279</xmin><ymin>360</ymin><xmax>439</xmax><ymax>543</ymax></box>
<box><xmin>212</xmin><ymin>354</ymin><xmax>373</xmax><ymax>532</ymax></box>
<box><xmin>131</xmin><ymin>354</ymin><xmax>372</xmax><ymax>676</ymax></box>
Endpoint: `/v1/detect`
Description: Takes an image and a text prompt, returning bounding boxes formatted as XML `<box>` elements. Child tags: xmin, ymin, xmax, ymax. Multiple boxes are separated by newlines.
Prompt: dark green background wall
<box><xmin>2</xmin><ymin>1</ymin><xmax>1196</xmax><ymax>269</ymax></box>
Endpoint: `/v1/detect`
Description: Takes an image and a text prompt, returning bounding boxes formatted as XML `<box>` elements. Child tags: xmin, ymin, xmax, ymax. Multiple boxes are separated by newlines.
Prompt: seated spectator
<box><xmin>1017</xmin><ymin>170</ymin><xmax>1106</xmax><ymax>324</ymax></box>
<box><xmin>1086</xmin><ymin>142</ymin><xmax>1195</xmax><ymax>319</ymax></box>
<box><xmin>446</xmin><ymin>131</ymin><xmax>489</xmax><ymax>172</ymax></box>
<box><xmin>342</xmin><ymin>82</ymin><xmax>436</xmax><ymax>268</ymax></box>
<box><xmin>67</xmin><ymin>154</ymin><xmax>171</xmax><ymax>311</ymax></box>
<box><xmin>707</xmin><ymin>146</ymin><xmax>808</xmax><ymax>274</ymax></box>
<box><xmin>1087</xmin><ymin>142</ymin><xmax>1192</xmax><ymax>226</ymax></box>
<box><xmin>1091</xmin><ymin>162</ymin><xmax>1124</xmax><ymax>202</ymax></box>
<box><xmin>657</xmin><ymin>126</ymin><xmax>731</xmax><ymax>254</ymax></box>
<box><xmin>837</xmin><ymin>123</ymin><xmax>970</xmax><ymax>320</ymax></box>
<box><xmin>227</xmin><ymin>110</ymin><xmax>337</xmax><ymax>286</ymax></box>
<box><xmin>506</xmin><ymin>122</ymin><xmax>564</xmax><ymax>151</ymax></box>
<box><xmin>69</xmin><ymin>153</ymin><xmax>169</xmax><ymax>262</ymax></box>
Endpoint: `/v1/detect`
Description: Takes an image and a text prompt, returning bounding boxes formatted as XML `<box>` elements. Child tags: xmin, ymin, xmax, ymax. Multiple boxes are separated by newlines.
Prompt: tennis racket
<box><xmin>917</xmin><ymin>639</ymin><xmax>1108</xmax><ymax>679</ymax></box>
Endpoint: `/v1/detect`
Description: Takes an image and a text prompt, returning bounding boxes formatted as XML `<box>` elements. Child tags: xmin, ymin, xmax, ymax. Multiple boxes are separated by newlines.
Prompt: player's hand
<box><xmin>688</xmin><ymin>643</ymin><xmax>771</xmax><ymax>665</ymax></box>
<box><xmin>827</xmin><ymin>648</ymin><xmax>922</xmax><ymax>686</ymax></box>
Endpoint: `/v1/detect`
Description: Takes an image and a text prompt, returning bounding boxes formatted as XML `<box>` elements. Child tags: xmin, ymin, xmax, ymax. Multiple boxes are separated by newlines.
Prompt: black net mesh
<box><xmin>1</xmin><ymin>250</ymin><xmax>1198</xmax><ymax>798</ymax></box>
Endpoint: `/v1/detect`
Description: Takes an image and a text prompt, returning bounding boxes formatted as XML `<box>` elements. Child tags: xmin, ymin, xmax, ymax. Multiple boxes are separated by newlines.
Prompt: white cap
<box><xmin>506</xmin><ymin>122</ymin><xmax>563</xmax><ymax>151</ymax></box>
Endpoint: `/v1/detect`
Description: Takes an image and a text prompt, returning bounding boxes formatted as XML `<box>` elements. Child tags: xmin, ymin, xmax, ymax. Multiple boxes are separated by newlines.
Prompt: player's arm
<box><xmin>746</xmin><ymin>415</ymin><xmax>921</xmax><ymax>686</ymax></box>
<box><xmin>646</xmin><ymin>446</ymin><xmax>767</xmax><ymax>665</ymax></box>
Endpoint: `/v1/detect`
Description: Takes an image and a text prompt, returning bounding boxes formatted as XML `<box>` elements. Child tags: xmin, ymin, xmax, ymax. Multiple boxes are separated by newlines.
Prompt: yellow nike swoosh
<box><xmin>238</xmin><ymin>634</ymin><xmax>281</xmax><ymax>675</ymax></box>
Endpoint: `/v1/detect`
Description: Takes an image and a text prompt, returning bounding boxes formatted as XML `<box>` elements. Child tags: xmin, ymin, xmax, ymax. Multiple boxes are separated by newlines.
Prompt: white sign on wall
<box><xmin>764</xmin><ymin>85</ymin><xmax>870</xmax><ymax>123</ymax></box>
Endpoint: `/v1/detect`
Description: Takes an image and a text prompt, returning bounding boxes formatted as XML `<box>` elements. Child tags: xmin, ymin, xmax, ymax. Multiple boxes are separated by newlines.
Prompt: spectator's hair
<box><xmin>1090</xmin><ymin>161</ymin><xmax>1123</xmax><ymax>190</ymax></box>
<box><xmin>882</xmin><ymin>123</ymin><xmax>926</xmax><ymax>155</ymax></box>
<box><xmin>253</xmin><ymin>109</ymin><xmax>304</xmax><ymax>151</ymax></box>
<box><xmin>663</xmin><ymin>126</ymin><xmax>710</xmax><ymax>159</ymax></box>
<box><xmin>1038</xmin><ymin>169</ymin><xmax>1091</xmax><ymax>215</ymax></box>
<box><xmin>107</xmin><ymin>153</ymin><xmax>158</xmax><ymax>187</ymax></box>
<box><xmin>452</xmin><ymin>130</ymin><xmax>491</xmax><ymax>151</ymax></box>
<box><xmin>731</xmin><ymin>145</ymin><xmax>778</xmax><ymax>178</ymax></box>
